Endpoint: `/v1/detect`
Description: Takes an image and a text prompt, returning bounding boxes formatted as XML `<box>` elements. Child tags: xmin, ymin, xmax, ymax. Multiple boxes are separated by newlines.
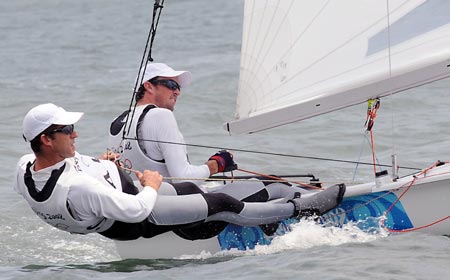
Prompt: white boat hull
<box><xmin>115</xmin><ymin>231</ymin><xmax>221</xmax><ymax>259</ymax></box>
<box><xmin>327</xmin><ymin>168</ymin><xmax>450</xmax><ymax>235</ymax></box>
<box><xmin>115</xmin><ymin>162</ymin><xmax>450</xmax><ymax>259</ymax></box>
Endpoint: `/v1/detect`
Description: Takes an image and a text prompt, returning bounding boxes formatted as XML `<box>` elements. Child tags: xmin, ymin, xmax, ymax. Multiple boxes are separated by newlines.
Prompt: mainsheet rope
<box><xmin>118</xmin><ymin>165</ymin><xmax>323</xmax><ymax>190</ymax></box>
<box><xmin>122</xmin><ymin>136</ymin><xmax>421</xmax><ymax>171</ymax></box>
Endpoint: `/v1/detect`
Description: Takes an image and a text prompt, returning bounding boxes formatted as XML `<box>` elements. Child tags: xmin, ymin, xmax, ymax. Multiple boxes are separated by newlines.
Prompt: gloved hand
<box><xmin>209</xmin><ymin>150</ymin><xmax>238</xmax><ymax>172</ymax></box>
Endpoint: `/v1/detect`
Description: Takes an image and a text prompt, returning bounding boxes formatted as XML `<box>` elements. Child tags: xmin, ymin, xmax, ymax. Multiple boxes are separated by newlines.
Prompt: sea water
<box><xmin>1</xmin><ymin>0</ymin><xmax>450</xmax><ymax>279</ymax></box>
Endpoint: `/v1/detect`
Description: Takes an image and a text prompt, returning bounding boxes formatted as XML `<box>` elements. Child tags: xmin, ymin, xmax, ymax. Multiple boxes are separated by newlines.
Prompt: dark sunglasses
<box><xmin>150</xmin><ymin>79</ymin><xmax>181</xmax><ymax>91</ymax></box>
<box><xmin>48</xmin><ymin>124</ymin><xmax>75</xmax><ymax>135</ymax></box>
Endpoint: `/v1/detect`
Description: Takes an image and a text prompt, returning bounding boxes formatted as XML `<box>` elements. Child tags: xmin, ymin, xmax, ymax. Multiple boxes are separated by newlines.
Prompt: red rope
<box><xmin>363</xmin><ymin>99</ymin><xmax>449</xmax><ymax>232</ymax></box>
<box><xmin>381</xmin><ymin>161</ymin><xmax>450</xmax><ymax>233</ymax></box>
<box><xmin>387</xmin><ymin>215</ymin><xmax>450</xmax><ymax>233</ymax></box>
<box><xmin>366</xmin><ymin>99</ymin><xmax>380</xmax><ymax>176</ymax></box>
<box><xmin>239</xmin><ymin>129</ymin><xmax>449</xmax><ymax>233</ymax></box>
<box><xmin>370</xmin><ymin>130</ymin><xmax>377</xmax><ymax>175</ymax></box>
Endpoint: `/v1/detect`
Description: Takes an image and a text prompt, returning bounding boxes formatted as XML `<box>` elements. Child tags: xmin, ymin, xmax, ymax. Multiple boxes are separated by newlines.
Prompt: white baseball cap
<box><xmin>23</xmin><ymin>103</ymin><xmax>84</xmax><ymax>141</ymax></box>
<box><xmin>141</xmin><ymin>63</ymin><xmax>192</xmax><ymax>88</ymax></box>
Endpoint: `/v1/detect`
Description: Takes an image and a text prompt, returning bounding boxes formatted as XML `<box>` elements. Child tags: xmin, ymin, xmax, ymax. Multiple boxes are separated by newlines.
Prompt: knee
<box><xmin>172</xmin><ymin>182</ymin><xmax>204</xmax><ymax>195</ymax></box>
<box><xmin>202</xmin><ymin>193</ymin><xmax>244</xmax><ymax>215</ymax></box>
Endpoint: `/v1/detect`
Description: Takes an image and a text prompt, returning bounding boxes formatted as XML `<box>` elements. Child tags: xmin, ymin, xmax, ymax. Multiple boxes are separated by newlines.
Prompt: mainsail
<box><xmin>225</xmin><ymin>0</ymin><xmax>450</xmax><ymax>134</ymax></box>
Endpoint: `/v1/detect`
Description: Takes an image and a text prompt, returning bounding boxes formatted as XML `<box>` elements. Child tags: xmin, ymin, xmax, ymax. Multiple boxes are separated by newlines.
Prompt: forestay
<box><xmin>225</xmin><ymin>0</ymin><xmax>450</xmax><ymax>134</ymax></box>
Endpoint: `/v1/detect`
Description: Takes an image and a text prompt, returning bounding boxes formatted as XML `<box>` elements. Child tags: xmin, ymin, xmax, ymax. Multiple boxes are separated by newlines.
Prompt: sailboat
<box><xmin>115</xmin><ymin>0</ymin><xmax>450</xmax><ymax>259</ymax></box>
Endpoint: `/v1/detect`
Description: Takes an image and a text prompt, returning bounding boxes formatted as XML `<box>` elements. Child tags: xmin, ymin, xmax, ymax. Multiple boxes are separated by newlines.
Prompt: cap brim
<box><xmin>158</xmin><ymin>70</ymin><xmax>192</xmax><ymax>88</ymax></box>
<box><xmin>53</xmin><ymin>112</ymin><xmax>84</xmax><ymax>125</ymax></box>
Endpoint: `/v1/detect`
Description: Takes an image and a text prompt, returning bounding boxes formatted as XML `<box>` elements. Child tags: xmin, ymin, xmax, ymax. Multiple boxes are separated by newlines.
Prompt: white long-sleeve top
<box><xmin>14</xmin><ymin>153</ymin><xmax>157</xmax><ymax>224</ymax></box>
<box><xmin>139</xmin><ymin>107</ymin><xmax>210</xmax><ymax>179</ymax></box>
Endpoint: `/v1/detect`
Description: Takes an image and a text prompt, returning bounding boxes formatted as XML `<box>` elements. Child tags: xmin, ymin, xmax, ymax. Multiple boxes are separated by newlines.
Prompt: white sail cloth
<box><xmin>225</xmin><ymin>0</ymin><xmax>450</xmax><ymax>134</ymax></box>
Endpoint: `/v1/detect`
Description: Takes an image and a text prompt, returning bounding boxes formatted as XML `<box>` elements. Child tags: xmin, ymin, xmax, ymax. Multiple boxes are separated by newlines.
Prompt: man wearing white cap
<box><xmin>15</xmin><ymin>103</ymin><xmax>163</xmax><ymax>238</ymax></box>
<box><xmin>109</xmin><ymin>62</ymin><xmax>236</xmax><ymax>184</ymax></box>
<box><xmin>15</xmin><ymin>103</ymin><xmax>346</xmax><ymax>240</ymax></box>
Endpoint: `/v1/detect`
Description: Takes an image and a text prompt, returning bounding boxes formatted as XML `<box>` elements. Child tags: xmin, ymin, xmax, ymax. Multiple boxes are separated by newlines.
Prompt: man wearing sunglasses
<box><xmin>108</xmin><ymin>63</ymin><xmax>347</xmax><ymax>239</ymax></box>
<box><xmin>109</xmin><ymin>62</ymin><xmax>236</xmax><ymax>185</ymax></box>
<box><xmin>15</xmin><ymin>103</ymin><xmax>345</xmax><ymax>241</ymax></box>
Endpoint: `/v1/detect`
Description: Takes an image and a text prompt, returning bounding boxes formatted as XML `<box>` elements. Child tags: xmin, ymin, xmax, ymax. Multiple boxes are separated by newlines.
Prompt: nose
<box><xmin>71</xmin><ymin>130</ymin><xmax>79</xmax><ymax>138</ymax></box>
<box><xmin>174</xmin><ymin>88</ymin><xmax>181</xmax><ymax>96</ymax></box>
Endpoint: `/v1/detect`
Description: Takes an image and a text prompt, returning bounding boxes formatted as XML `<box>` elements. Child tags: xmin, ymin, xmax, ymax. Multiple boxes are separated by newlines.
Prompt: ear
<box><xmin>40</xmin><ymin>134</ymin><xmax>53</xmax><ymax>147</ymax></box>
<box><xmin>143</xmin><ymin>81</ymin><xmax>154</xmax><ymax>93</ymax></box>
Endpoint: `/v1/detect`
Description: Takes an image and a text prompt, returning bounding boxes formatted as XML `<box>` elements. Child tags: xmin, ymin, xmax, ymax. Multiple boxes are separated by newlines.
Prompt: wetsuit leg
<box><xmin>148</xmin><ymin>192</ymin><xmax>295</xmax><ymax>227</ymax></box>
<box><xmin>205</xmin><ymin>200</ymin><xmax>294</xmax><ymax>226</ymax></box>
<box><xmin>210</xmin><ymin>181</ymin><xmax>267</xmax><ymax>200</ymax></box>
<box><xmin>157</xmin><ymin>181</ymin><xmax>204</xmax><ymax>196</ymax></box>
<box><xmin>263</xmin><ymin>182</ymin><xmax>309</xmax><ymax>201</ymax></box>
<box><xmin>157</xmin><ymin>182</ymin><xmax>178</xmax><ymax>195</ymax></box>
<box><xmin>172</xmin><ymin>182</ymin><xmax>205</xmax><ymax>195</ymax></box>
<box><xmin>153</xmin><ymin>182</ymin><xmax>227</xmax><ymax>240</ymax></box>
<box><xmin>148</xmin><ymin>194</ymin><xmax>209</xmax><ymax>225</ymax></box>
<box><xmin>210</xmin><ymin>181</ymin><xmax>303</xmax><ymax>202</ymax></box>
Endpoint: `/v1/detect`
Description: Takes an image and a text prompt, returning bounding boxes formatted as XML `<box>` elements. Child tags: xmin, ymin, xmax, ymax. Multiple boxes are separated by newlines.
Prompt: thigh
<box><xmin>149</xmin><ymin>194</ymin><xmax>209</xmax><ymax>225</ymax></box>
<box><xmin>210</xmin><ymin>180</ymin><xmax>266</xmax><ymax>200</ymax></box>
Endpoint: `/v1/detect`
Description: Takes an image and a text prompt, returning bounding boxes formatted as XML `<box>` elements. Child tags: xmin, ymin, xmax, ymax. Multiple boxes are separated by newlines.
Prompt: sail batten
<box><xmin>226</xmin><ymin>0</ymin><xmax>450</xmax><ymax>134</ymax></box>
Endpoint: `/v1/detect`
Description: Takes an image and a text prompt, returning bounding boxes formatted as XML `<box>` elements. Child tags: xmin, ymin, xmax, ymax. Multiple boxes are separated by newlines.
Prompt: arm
<box><xmin>142</xmin><ymin>109</ymin><xmax>213</xmax><ymax>178</ymax></box>
<box><xmin>68</xmin><ymin>171</ymin><xmax>161</xmax><ymax>223</ymax></box>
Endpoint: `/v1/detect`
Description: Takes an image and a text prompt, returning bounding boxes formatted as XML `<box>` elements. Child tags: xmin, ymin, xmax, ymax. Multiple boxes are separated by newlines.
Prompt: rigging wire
<box><xmin>115</xmin><ymin>0</ymin><xmax>421</xmax><ymax>180</ymax></box>
<box><xmin>386</xmin><ymin>0</ymin><xmax>399</xmax><ymax>180</ymax></box>
<box><xmin>123</xmin><ymin>136</ymin><xmax>421</xmax><ymax>171</ymax></box>
<box><xmin>119</xmin><ymin>165</ymin><xmax>322</xmax><ymax>189</ymax></box>
<box><xmin>353</xmin><ymin>132</ymin><xmax>383</xmax><ymax>181</ymax></box>
<box><xmin>122</xmin><ymin>0</ymin><xmax>165</xmax><ymax>140</ymax></box>
<box><xmin>352</xmin><ymin>134</ymin><xmax>367</xmax><ymax>182</ymax></box>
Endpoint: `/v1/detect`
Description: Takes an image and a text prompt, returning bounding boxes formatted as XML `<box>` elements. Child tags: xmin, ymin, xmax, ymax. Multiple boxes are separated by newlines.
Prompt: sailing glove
<box><xmin>209</xmin><ymin>150</ymin><xmax>238</xmax><ymax>172</ymax></box>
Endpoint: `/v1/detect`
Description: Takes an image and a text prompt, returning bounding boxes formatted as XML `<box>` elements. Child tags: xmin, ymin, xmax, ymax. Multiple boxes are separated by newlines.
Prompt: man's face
<box><xmin>151</xmin><ymin>77</ymin><xmax>181</xmax><ymax>111</ymax></box>
<box><xmin>46</xmin><ymin>125</ymin><xmax>78</xmax><ymax>159</ymax></box>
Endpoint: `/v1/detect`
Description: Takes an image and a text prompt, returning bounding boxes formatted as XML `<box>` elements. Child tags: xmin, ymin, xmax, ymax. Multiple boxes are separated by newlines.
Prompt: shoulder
<box><xmin>143</xmin><ymin>107</ymin><xmax>178</xmax><ymax>127</ymax></box>
<box><xmin>18</xmin><ymin>154</ymin><xmax>35</xmax><ymax>165</ymax></box>
<box><xmin>145</xmin><ymin>107</ymin><xmax>174</xmax><ymax>118</ymax></box>
<box><xmin>14</xmin><ymin>154</ymin><xmax>35</xmax><ymax>193</ymax></box>
<box><xmin>16</xmin><ymin>154</ymin><xmax>35</xmax><ymax>172</ymax></box>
